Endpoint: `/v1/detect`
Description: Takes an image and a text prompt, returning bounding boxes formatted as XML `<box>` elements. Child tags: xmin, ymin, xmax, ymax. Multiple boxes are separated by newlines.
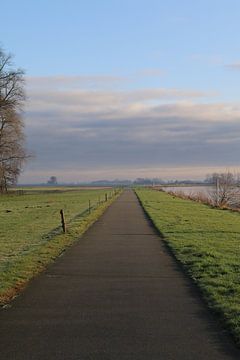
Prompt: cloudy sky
<box><xmin>2</xmin><ymin>0</ymin><xmax>240</xmax><ymax>182</ymax></box>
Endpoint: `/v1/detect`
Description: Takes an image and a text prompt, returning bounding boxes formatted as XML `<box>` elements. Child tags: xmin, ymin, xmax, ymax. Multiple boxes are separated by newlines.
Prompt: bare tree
<box><xmin>207</xmin><ymin>172</ymin><xmax>240</xmax><ymax>208</ymax></box>
<box><xmin>0</xmin><ymin>48</ymin><xmax>27</xmax><ymax>192</ymax></box>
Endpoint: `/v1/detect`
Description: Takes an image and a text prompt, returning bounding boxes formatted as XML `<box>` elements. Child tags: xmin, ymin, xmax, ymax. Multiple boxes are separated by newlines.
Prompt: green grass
<box><xmin>136</xmin><ymin>188</ymin><xmax>240</xmax><ymax>344</ymax></box>
<box><xmin>0</xmin><ymin>187</ymin><xmax>118</xmax><ymax>304</ymax></box>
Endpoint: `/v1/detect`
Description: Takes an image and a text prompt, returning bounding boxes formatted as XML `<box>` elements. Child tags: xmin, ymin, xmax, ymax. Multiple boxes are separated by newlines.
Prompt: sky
<box><xmin>1</xmin><ymin>0</ymin><xmax>240</xmax><ymax>182</ymax></box>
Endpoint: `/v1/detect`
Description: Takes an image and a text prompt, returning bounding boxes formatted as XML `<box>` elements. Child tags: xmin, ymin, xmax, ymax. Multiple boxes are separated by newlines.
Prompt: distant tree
<box><xmin>207</xmin><ymin>172</ymin><xmax>240</xmax><ymax>208</ymax></box>
<box><xmin>0</xmin><ymin>48</ymin><xmax>27</xmax><ymax>192</ymax></box>
<box><xmin>47</xmin><ymin>176</ymin><xmax>58</xmax><ymax>185</ymax></box>
<box><xmin>133</xmin><ymin>178</ymin><xmax>153</xmax><ymax>185</ymax></box>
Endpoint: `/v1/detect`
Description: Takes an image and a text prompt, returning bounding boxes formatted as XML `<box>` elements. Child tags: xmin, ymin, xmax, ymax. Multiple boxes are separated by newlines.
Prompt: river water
<box><xmin>161</xmin><ymin>185</ymin><xmax>240</xmax><ymax>209</ymax></box>
<box><xmin>163</xmin><ymin>186</ymin><xmax>213</xmax><ymax>198</ymax></box>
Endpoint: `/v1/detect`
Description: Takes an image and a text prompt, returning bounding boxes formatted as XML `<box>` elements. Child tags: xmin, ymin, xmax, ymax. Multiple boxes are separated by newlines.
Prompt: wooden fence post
<box><xmin>105</xmin><ymin>193</ymin><xmax>108</xmax><ymax>202</ymax></box>
<box><xmin>60</xmin><ymin>209</ymin><xmax>67</xmax><ymax>233</ymax></box>
<box><xmin>89</xmin><ymin>200</ymin><xmax>91</xmax><ymax>214</ymax></box>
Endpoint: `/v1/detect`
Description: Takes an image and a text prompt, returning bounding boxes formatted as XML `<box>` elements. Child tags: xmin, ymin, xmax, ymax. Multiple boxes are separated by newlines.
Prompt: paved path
<box><xmin>0</xmin><ymin>190</ymin><xmax>239</xmax><ymax>359</ymax></box>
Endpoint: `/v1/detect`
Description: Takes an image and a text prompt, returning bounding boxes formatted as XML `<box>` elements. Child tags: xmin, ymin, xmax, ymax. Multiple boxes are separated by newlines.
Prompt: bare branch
<box><xmin>0</xmin><ymin>47</ymin><xmax>28</xmax><ymax>192</ymax></box>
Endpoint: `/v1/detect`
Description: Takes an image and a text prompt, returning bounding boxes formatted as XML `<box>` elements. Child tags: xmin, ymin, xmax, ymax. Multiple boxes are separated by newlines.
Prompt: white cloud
<box><xmin>225</xmin><ymin>62</ymin><xmax>240</xmax><ymax>70</ymax></box>
<box><xmin>26</xmin><ymin>75</ymin><xmax>128</xmax><ymax>90</ymax></box>
<box><xmin>26</xmin><ymin>68</ymin><xmax>166</xmax><ymax>91</ymax></box>
<box><xmin>21</xmin><ymin>75</ymin><xmax>240</xmax><ymax>182</ymax></box>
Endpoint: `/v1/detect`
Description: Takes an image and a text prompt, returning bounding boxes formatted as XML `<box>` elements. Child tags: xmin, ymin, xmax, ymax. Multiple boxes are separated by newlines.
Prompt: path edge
<box><xmin>0</xmin><ymin>191</ymin><xmax>122</xmax><ymax>307</ymax></box>
<box><xmin>134</xmin><ymin>188</ymin><xmax>240</xmax><ymax>349</ymax></box>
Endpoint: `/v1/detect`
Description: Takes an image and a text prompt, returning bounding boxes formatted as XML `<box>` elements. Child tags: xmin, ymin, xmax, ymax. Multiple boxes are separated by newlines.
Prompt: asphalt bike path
<box><xmin>0</xmin><ymin>189</ymin><xmax>239</xmax><ymax>359</ymax></box>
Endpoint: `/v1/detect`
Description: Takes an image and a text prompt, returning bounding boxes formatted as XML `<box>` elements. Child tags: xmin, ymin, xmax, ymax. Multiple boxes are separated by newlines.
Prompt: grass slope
<box><xmin>0</xmin><ymin>188</ymin><xmax>118</xmax><ymax>305</ymax></box>
<box><xmin>136</xmin><ymin>188</ymin><xmax>240</xmax><ymax>344</ymax></box>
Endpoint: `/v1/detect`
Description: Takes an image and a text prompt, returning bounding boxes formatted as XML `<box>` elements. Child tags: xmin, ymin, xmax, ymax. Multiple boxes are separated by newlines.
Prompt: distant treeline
<box><xmin>18</xmin><ymin>178</ymin><xmax>208</xmax><ymax>187</ymax></box>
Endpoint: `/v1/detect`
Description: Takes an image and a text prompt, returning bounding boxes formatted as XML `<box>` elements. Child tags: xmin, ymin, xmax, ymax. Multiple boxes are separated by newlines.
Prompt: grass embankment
<box><xmin>0</xmin><ymin>188</ymin><xmax>119</xmax><ymax>305</ymax></box>
<box><xmin>136</xmin><ymin>188</ymin><xmax>240</xmax><ymax>344</ymax></box>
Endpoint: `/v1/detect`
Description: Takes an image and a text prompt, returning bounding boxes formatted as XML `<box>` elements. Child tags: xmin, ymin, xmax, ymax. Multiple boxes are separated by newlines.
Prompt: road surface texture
<box><xmin>0</xmin><ymin>189</ymin><xmax>239</xmax><ymax>359</ymax></box>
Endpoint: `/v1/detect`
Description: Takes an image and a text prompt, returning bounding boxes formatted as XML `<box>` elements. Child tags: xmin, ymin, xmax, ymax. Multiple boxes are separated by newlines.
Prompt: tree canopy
<box><xmin>0</xmin><ymin>48</ymin><xmax>27</xmax><ymax>192</ymax></box>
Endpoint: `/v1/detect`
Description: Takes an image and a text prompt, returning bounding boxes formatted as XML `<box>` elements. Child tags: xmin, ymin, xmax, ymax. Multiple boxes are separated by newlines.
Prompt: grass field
<box><xmin>136</xmin><ymin>188</ymin><xmax>240</xmax><ymax>345</ymax></box>
<box><xmin>0</xmin><ymin>187</ymin><xmax>117</xmax><ymax>305</ymax></box>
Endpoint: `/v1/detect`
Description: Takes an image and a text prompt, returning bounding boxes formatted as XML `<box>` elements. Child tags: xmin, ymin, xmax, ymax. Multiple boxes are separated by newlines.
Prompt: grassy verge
<box><xmin>0</xmin><ymin>188</ymin><xmax>120</xmax><ymax>305</ymax></box>
<box><xmin>136</xmin><ymin>188</ymin><xmax>240</xmax><ymax>345</ymax></box>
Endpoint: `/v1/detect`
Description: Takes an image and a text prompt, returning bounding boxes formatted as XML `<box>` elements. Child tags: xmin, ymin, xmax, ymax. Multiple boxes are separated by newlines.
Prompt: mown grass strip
<box><xmin>136</xmin><ymin>188</ymin><xmax>240</xmax><ymax>345</ymax></box>
<box><xmin>0</xmin><ymin>189</ymin><xmax>120</xmax><ymax>305</ymax></box>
